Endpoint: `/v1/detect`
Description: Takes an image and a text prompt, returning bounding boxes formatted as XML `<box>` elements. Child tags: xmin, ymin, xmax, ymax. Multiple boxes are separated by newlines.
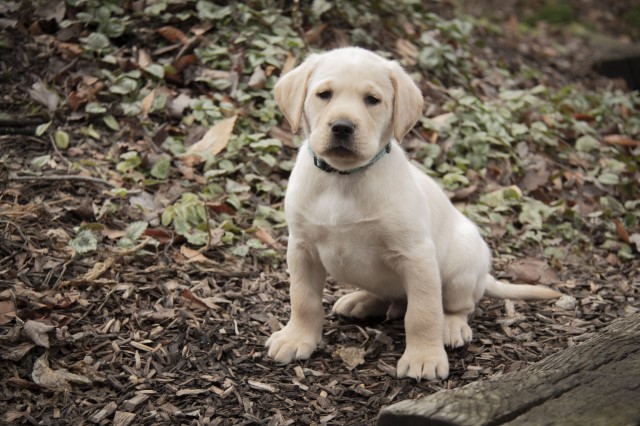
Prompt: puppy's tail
<box><xmin>484</xmin><ymin>274</ymin><xmax>560</xmax><ymax>300</ymax></box>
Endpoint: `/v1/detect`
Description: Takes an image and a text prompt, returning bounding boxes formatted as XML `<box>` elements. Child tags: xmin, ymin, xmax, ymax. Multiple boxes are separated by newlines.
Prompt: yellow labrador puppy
<box><xmin>266</xmin><ymin>47</ymin><xmax>559</xmax><ymax>380</ymax></box>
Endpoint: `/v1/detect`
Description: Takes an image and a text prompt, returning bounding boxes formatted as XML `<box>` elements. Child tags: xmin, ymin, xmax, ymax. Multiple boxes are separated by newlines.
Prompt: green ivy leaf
<box><xmin>35</xmin><ymin>121</ymin><xmax>52</xmax><ymax>136</ymax></box>
<box><xmin>86</xmin><ymin>102</ymin><xmax>107</xmax><ymax>114</ymax></box>
<box><xmin>69</xmin><ymin>229</ymin><xmax>98</xmax><ymax>254</ymax></box>
<box><xmin>125</xmin><ymin>221</ymin><xmax>148</xmax><ymax>241</ymax></box>
<box><xmin>575</xmin><ymin>135</ymin><xmax>599</xmax><ymax>152</ymax></box>
<box><xmin>54</xmin><ymin>130</ymin><xmax>70</xmax><ymax>149</ymax></box>
<box><xmin>109</xmin><ymin>77</ymin><xmax>138</xmax><ymax>95</ymax></box>
<box><xmin>82</xmin><ymin>32</ymin><xmax>111</xmax><ymax>52</ymax></box>
<box><xmin>31</xmin><ymin>155</ymin><xmax>51</xmax><ymax>169</ymax></box>
<box><xmin>150</xmin><ymin>157</ymin><xmax>171</xmax><ymax>179</ymax></box>
<box><xmin>144</xmin><ymin>64</ymin><xmax>165</xmax><ymax>79</ymax></box>
<box><xmin>103</xmin><ymin>115</ymin><xmax>120</xmax><ymax>131</ymax></box>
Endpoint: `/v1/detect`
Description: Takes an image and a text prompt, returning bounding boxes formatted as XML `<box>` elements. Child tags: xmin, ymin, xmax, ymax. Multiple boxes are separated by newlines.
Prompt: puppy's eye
<box><xmin>317</xmin><ymin>90</ymin><xmax>332</xmax><ymax>100</ymax></box>
<box><xmin>365</xmin><ymin>95</ymin><xmax>381</xmax><ymax>106</ymax></box>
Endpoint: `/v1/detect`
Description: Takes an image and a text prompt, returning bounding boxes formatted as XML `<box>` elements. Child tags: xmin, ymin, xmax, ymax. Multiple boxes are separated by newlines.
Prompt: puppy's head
<box><xmin>275</xmin><ymin>47</ymin><xmax>423</xmax><ymax>170</ymax></box>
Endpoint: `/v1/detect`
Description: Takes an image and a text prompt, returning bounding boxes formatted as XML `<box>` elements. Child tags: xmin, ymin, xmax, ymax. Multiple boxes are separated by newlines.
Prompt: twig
<box><xmin>0</xmin><ymin>127</ymin><xmax>37</xmax><ymax>136</ymax></box>
<box><xmin>8</xmin><ymin>173</ymin><xmax>115</xmax><ymax>187</ymax></box>
<box><xmin>49</xmin><ymin>133</ymin><xmax>72</xmax><ymax>167</ymax></box>
<box><xmin>0</xmin><ymin>118</ymin><xmax>47</xmax><ymax>127</ymax></box>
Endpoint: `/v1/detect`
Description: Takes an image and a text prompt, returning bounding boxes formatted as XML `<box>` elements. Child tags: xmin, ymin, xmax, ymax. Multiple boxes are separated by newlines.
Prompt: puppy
<box><xmin>266</xmin><ymin>47</ymin><xmax>559</xmax><ymax>380</ymax></box>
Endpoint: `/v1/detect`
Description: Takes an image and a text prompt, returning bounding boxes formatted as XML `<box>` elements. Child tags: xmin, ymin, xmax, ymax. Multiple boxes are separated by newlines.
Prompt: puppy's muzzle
<box><xmin>328</xmin><ymin>120</ymin><xmax>356</xmax><ymax>157</ymax></box>
<box><xmin>331</xmin><ymin>120</ymin><xmax>355</xmax><ymax>140</ymax></box>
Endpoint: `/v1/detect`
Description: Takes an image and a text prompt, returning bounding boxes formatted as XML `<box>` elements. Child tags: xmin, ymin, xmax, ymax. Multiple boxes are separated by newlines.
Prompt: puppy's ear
<box><xmin>389</xmin><ymin>62</ymin><xmax>424</xmax><ymax>142</ymax></box>
<box><xmin>275</xmin><ymin>54</ymin><xmax>319</xmax><ymax>133</ymax></box>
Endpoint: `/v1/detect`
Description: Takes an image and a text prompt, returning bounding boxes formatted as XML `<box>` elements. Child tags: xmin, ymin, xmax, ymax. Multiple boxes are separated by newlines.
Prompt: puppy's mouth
<box><xmin>323</xmin><ymin>139</ymin><xmax>358</xmax><ymax>158</ymax></box>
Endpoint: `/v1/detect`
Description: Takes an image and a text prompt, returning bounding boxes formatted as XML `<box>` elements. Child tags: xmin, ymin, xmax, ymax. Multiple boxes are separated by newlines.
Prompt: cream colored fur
<box><xmin>266</xmin><ymin>47</ymin><xmax>560</xmax><ymax>380</ymax></box>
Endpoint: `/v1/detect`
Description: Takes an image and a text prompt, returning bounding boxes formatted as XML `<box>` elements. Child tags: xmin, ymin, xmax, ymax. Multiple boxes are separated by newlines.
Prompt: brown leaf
<box><xmin>143</xmin><ymin>228</ymin><xmax>174</xmax><ymax>244</ymax></box>
<box><xmin>82</xmin><ymin>257</ymin><xmax>115</xmax><ymax>281</ymax></box>
<box><xmin>2</xmin><ymin>342</ymin><xmax>36</xmax><ymax>361</ymax></box>
<box><xmin>28</xmin><ymin>79</ymin><xmax>59</xmax><ymax>112</ymax></box>
<box><xmin>22</xmin><ymin>320</ymin><xmax>55</xmax><ymax>348</ymax></box>
<box><xmin>101</xmin><ymin>227</ymin><xmax>126</xmax><ymax>240</ymax></box>
<box><xmin>171</xmin><ymin>53</ymin><xmax>198</xmax><ymax>73</ymax></box>
<box><xmin>520</xmin><ymin>156</ymin><xmax>550</xmax><ymax>192</ymax></box>
<box><xmin>140</xmin><ymin>89</ymin><xmax>155</xmax><ymax>117</ymax></box>
<box><xmin>56</xmin><ymin>42</ymin><xmax>82</xmax><ymax>59</ymax></box>
<box><xmin>0</xmin><ymin>300</ymin><xmax>15</xmax><ymax>325</ymax></box>
<box><xmin>32</xmin><ymin>353</ymin><xmax>91</xmax><ymax>390</ymax></box>
<box><xmin>179</xmin><ymin>245</ymin><xmax>212</xmax><ymax>264</ymax></box>
<box><xmin>506</xmin><ymin>257</ymin><xmax>560</xmax><ymax>285</ymax></box>
<box><xmin>613</xmin><ymin>219</ymin><xmax>630</xmax><ymax>244</ymax></box>
<box><xmin>451</xmin><ymin>185</ymin><xmax>478</xmax><ymax>202</ymax></box>
<box><xmin>190</xmin><ymin>22</ymin><xmax>214</xmax><ymax>36</ymax></box>
<box><xmin>180</xmin><ymin>289</ymin><xmax>217</xmax><ymax>310</ymax></box>
<box><xmin>602</xmin><ymin>134</ymin><xmax>640</xmax><ymax>147</ymax></box>
<box><xmin>181</xmin><ymin>116</ymin><xmax>237</xmax><ymax>165</ymax></box>
<box><xmin>137</xmin><ymin>49</ymin><xmax>153</xmax><ymax>69</ymax></box>
<box><xmin>248</xmin><ymin>66</ymin><xmax>266</xmax><ymax>90</ymax></box>
<box><xmin>67</xmin><ymin>79</ymin><xmax>104</xmax><ymax>111</ymax></box>
<box><xmin>333</xmin><ymin>347</ymin><xmax>366</xmax><ymax>370</ymax></box>
<box><xmin>254</xmin><ymin>227</ymin><xmax>280</xmax><ymax>249</ymax></box>
<box><xmin>395</xmin><ymin>39</ymin><xmax>418</xmax><ymax>65</ymax></box>
<box><xmin>206</xmin><ymin>201</ymin><xmax>236</xmax><ymax>215</ymax></box>
<box><xmin>269</xmin><ymin>126</ymin><xmax>294</xmax><ymax>148</ymax></box>
<box><xmin>157</xmin><ymin>26</ymin><xmax>188</xmax><ymax>44</ymax></box>
<box><xmin>630</xmin><ymin>233</ymin><xmax>640</xmax><ymax>252</ymax></box>
<box><xmin>280</xmin><ymin>52</ymin><xmax>297</xmax><ymax>76</ymax></box>
<box><xmin>304</xmin><ymin>23</ymin><xmax>327</xmax><ymax>45</ymax></box>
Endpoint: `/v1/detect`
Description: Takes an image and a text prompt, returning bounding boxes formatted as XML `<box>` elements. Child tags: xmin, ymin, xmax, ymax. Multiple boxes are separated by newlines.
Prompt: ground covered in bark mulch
<box><xmin>1</xmin><ymin>1</ymin><xmax>639</xmax><ymax>425</ymax></box>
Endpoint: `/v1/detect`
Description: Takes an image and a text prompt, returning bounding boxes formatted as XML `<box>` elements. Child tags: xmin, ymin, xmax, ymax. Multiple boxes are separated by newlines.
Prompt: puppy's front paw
<box><xmin>265</xmin><ymin>325</ymin><xmax>320</xmax><ymax>363</ymax></box>
<box><xmin>443</xmin><ymin>314</ymin><xmax>472</xmax><ymax>348</ymax></box>
<box><xmin>397</xmin><ymin>346</ymin><xmax>449</xmax><ymax>380</ymax></box>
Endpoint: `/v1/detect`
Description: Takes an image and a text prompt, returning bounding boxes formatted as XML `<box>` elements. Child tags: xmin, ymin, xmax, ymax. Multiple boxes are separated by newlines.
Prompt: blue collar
<box><xmin>308</xmin><ymin>142</ymin><xmax>392</xmax><ymax>175</ymax></box>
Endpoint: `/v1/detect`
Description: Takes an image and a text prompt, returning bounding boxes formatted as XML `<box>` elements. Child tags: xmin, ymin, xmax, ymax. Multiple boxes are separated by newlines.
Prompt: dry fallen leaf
<box><xmin>333</xmin><ymin>347</ymin><xmax>366</xmax><ymax>370</ymax></box>
<box><xmin>181</xmin><ymin>116</ymin><xmax>237</xmax><ymax>165</ymax></box>
<box><xmin>506</xmin><ymin>257</ymin><xmax>560</xmax><ymax>285</ymax></box>
<box><xmin>140</xmin><ymin>88</ymin><xmax>155</xmax><ymax>117</ymax></box>
<box><xmin>520</xmin><ymin>156</ymin><xmax>550</xmax><ymax>192</ymax></box>
<box><xmin>602</xmin><ymin>134</ymin><xmax>640</xmax><ymax>148</ymax></box>
<box><xmin>82</xmin><ymin>257</ymin><xmax>115</xmax><ymax>281</ymax></box>
<box><xmin>2</xmin><ymin>342</ymin><xmax>36</xmax><ymax>362</ymax></box>
<box><xmin>181</xmin><ymin>289</ymin><xmax>219</xmax><ymax>310</ymax></box>
<box><xmin>28</xmin><ymin>79</ymin><xmax>60</xmax><ymax>112</ymax></box>
<box><xmin>630</xmin><ymin>233</ymin><xmax>640</xmax><ymax>252</ymax></box>
<box><xmin>32</xmin><ymin>353</ymin><xmax>91</xmax><ymax>390</ymax></box>
<box><xmin>22</xmin><ymin>320</ymin><xmax>55</xmax><ymax>348</ymax></box>
<box><xmin>280</xmin><ymin>52</ymin><xmax>297</xmax><ymax>76</ymax></box>
<box><xmin>179</xmin><ymin>245</ymin><xmax>212</xmax><ymax>263</ymax></box>
<box><xmin>395</xmin><ymin>39</ymin><xmax>418</xmax><ymax>65</ymax></box>
<box><xmin>254</xmin><ymin>227</ymin><xmax>280</xmax><ymax>249</ymax></box>
<box><xmin>0</xmin><ymin>300</ymin><xmax>16</xmax><ymax>325</ymax></box>
<box><xmin>157</xmin><ymin>26</ymin><xmax>188</xmax><ymax>44</ymax></box>
<box><xmin>613</xmin><ymin>219</ymin><xmax>630</xmax><ymax>244</ymax></box>
<box><xmin>248</xmin><ymin>66</ymin><xmax>266</xmax><ymax>90</ymax></box>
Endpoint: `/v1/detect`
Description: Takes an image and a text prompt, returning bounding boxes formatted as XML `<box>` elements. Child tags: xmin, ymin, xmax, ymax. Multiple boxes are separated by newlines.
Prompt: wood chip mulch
<box><xmin>1</xmin><ymin>178</ymin><xmax>638</xmax><ymax>425</ymax></box>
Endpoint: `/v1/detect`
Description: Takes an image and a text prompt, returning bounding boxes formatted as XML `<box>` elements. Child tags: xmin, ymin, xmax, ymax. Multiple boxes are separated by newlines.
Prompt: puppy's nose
<box><xmin>331</xmin><ymin>120</ymin><xmax>355</xmax><ymax>139</ymax></box>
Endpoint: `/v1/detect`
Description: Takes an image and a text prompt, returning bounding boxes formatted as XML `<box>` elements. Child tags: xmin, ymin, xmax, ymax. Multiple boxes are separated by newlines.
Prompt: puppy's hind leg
<box><xmin>333</xmin><ymin>290</ymin><xmax>391</xmax><ymax>320</ymax></box>
<box><xmin>442</xmin><ymin>270</ymin><xmax>483</xmax><ymax>348</ymax></box>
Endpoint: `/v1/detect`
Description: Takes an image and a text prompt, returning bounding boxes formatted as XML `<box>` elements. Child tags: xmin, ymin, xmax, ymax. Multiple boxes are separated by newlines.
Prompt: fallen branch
<box><xmin>8</xmin><ymin>173</ymin><xmax>116</xmax><ymax>187</ymax></box>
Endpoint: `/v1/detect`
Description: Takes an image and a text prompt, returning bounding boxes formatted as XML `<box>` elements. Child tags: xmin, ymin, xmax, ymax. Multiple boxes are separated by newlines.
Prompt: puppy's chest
<box><xmin>294</xmin><ymin>218</ymin><xmax>401</xmax><ymax>294</ymax></box>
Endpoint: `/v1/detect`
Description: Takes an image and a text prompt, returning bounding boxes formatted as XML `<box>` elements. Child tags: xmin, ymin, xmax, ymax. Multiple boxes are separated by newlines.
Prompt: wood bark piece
<box><xmin>113</xmin><ymin>411</ymin><xmax>136</xmax><ymax>426</ymax></box>
<box><xmin>377</xmin><ymin>313</ymin><xmax>640</xmax><ymax>426</ymax></box>
<box><xmin>122</xmin><ymin>393</ymin><xmax>149</xmax><ymax>411</ymax></box>
<box><xmin>90</xmin><ymin>401</ymin><xmax>117</xmax><ymax>422</ymax></box>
